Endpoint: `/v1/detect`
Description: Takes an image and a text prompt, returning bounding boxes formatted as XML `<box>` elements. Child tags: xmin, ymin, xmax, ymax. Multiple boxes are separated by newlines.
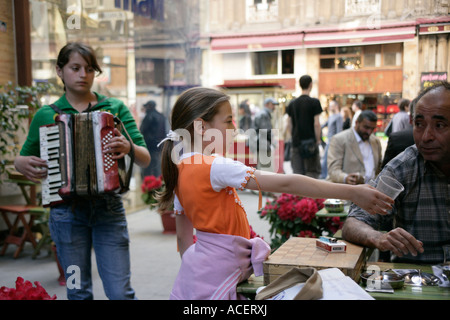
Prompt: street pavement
<box><xmin>0</xmin><ymin>190</ymin><xmax>273</xmax><ymax>300</ymax></box>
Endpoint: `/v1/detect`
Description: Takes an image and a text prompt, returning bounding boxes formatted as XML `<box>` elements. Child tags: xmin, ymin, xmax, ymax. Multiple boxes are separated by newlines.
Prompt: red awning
<box><xmin>303</xmin><ymin>26</ymin><xmax>416</xmax><ymax>47</ymax></box>
<box><xmin>210</xmin><ymin>23</ymin><xmax>417</xmax><ymax>52</ymax></box>
<box><xmin>211</xmin><ymin>32</ymin><xmax>303</xmax><ymax>52</ymax></box>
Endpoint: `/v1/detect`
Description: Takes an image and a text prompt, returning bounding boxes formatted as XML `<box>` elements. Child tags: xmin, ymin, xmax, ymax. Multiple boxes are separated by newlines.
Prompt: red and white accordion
<box><xmin>39</xmin><ymin>111</ymin><xmax>134</xmax><ymax>207</ymax></box>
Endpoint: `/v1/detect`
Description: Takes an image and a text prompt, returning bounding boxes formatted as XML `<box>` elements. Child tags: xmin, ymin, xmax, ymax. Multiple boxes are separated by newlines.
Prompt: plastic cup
<box><xmin>376</xmin><ymin>176</ymin><xmax>404</xmax><ymax>200</ymax></box>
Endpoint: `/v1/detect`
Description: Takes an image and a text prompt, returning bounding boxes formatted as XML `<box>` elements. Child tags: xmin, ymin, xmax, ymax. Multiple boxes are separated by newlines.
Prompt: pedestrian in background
<box><xmin>327</xmin><ymin>110</ymin><xmax>382</xmax><ymax>184</ymax></box>
<box><xmin>287</xmin><ymin>75</ymin><xmax>322</xmax><ymax>178</ymax></box>
<box><xmin>320</xmin><ymin>100</ymin><xmax>343</xmax><ymax>179</ymax></box>
<box><xmin>140</xmin><ymin>100</ymin><xmax>168</xmax><ymax>178</ymax></box>
<box><xmin>351</xmin><ymin>100</ymin><xmax>362</xmax><ymax>128</ymax></box>
<box><xmin>341</xmin><ymin>106</ymin><xmax>352</xmax><ymax>130</ymax></box>
<box><xmin>254</xmin><ymin>97</ymin><xmax>278</xmax><ymax>170</ymax></box>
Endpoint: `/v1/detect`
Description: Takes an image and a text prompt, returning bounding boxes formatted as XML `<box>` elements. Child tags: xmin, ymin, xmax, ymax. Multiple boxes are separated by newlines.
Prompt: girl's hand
<box><xmin>14</xmin><ymin>155</ymin><xmax>48</xmax><ymax>183</ymax></box>
<box><xmin>351</xmin><ymin>184</ymin><xmax>394</xmax><ymax>215</ymax></box>
<box><xmin>104</xmin><ymin>128</ymin><xmax>131</xmax><ymax>160</ymax></box>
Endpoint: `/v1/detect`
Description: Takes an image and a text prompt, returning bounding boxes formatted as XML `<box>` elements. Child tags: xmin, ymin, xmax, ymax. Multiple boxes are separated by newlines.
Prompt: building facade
<box><xmin>205</xmin><ymin>0</ymin><xmax>450</xmax><ymax>130</ymax></box>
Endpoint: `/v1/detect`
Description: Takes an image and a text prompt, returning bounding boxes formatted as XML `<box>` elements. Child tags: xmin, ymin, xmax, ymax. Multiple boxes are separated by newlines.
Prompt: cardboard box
<box><xmin>263</xmin><ymin>237</ymin><xmax>366</xmax><ymax>285</ymax></box>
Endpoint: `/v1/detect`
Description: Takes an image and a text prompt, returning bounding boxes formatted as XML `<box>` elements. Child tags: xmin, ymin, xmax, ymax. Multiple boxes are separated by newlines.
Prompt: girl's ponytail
<box><xmin>157</xmin><ymin>139</ymin><xmax>178</xmax><ymax>213</ymax></box>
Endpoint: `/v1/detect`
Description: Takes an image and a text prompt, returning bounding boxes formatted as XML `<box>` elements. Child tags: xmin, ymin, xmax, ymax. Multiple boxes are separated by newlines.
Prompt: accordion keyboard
<box><xmin>39</xmin><ymin>124</ymin><xmax>64</xmax><ymax>206</ymax></box>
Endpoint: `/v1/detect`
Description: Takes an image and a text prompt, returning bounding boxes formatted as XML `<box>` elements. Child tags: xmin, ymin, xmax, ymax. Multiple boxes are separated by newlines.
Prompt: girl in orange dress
<box><xmin>157</xmin><ymin>87</ymin><xmax>393</xmax><ymax>300</ymax></box>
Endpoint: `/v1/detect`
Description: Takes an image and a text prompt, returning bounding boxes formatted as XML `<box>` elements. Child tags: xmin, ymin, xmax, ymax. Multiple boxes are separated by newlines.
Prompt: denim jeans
<box><xmin>49</xmin><ymin>196</ymin><xmax>136</xmax><ymax>300</ymax></box>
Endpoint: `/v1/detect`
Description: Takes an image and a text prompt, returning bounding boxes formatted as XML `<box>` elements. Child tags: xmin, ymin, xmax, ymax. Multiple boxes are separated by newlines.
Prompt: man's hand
<box><xmin>375</xmin><ymin>227</ymin><xmax>424</xmax><ymax>257</ymax></box>
<box><xmin>345</xmin><ymin>173</ymin><xmax>364</xmax><ymax>185</ymax></box>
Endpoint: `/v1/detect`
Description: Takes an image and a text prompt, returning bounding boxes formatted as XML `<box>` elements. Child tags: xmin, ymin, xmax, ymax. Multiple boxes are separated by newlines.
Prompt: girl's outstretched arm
<box><xmin>246</xmin><ymin>171</ymin><xmax>393</xmax><ymax>215</ymax></box>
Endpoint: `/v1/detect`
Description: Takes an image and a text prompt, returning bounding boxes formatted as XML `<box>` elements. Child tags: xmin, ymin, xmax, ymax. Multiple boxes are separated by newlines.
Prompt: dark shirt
<box><xmin>287</xmin><ymin>95</ymin><xmax>322</xmax><ymax>146</ymax></box>
<box><xmin>381</xmin><ymin>127</ymin><xmax>414</xmax><ymax>168</ymax></box>
<box><xmin>140</xmin><ymin>108</ymin><xmax>167</xmax><ymax>151</ymax></box>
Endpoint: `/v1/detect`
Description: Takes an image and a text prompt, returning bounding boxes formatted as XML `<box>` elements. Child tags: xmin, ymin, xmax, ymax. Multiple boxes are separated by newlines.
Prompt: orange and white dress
<box><xmin>174</xmin><ymin>152</ymin><xmax>256</xmax><ymax>239</ymax></box>
<box><xmin>170</xmin><ymin>152</ymin><xmax>271</xmax><ymax>300</ymax></box>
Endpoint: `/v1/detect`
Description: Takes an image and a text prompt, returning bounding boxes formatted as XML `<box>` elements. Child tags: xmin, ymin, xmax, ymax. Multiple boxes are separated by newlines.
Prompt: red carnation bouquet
<box><xmin>0</xmin><ymin>277</ymin><xmax>56</xmax><ymax>300</ymax></box>
<box><xmin>141</xmin><ymin>175</ymin><xmax>164</xmax><ymax>207</ymax></box>
<box><xmin>258</xmin><ymin>193</ymin><xmax>342</xmax><ymax>250</ymax></box>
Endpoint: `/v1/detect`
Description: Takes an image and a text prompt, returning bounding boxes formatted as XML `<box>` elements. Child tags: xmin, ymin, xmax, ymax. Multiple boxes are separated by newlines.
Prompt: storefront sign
<box><xmin>420</xmin><ymin>72</ymin><xmax>448</xmax><ymax>90</ymax></box>
<box><xmin>114</xmin><ymin>0</ymin><xmax>164</xmax><ymax>21</ymax></box>
<box><xmin>419</xmin><ymin>24</ymin><xmax>450</xmax><ymax>35</ymax></box>
<box><xmin>319</xmin><ymin>70</ymin><xmax>403</xmax><ymax>94</ymax></box>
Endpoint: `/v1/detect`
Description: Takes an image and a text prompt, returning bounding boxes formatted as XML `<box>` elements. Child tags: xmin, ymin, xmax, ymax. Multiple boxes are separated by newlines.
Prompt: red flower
<box><xmin>0</xmin><ymin>277</ymin><xmax>56</xmax><ymax>300</ymax></box>
<box><xmin>141</xmin><ymin>175</ymin><xmax>163</xmax><ymax>193</ymax></box>
<box><xmin>249</xmin><ymin>225</ymin><xmax>263</xmax><ymax>239</ymax></box>
<box><xmin>298</xmin><ymin>230</ymin><xmax>317</xmax><ymax>238</ymax></box>
<box><xmin>294</xmin><ymin>198</ymin><xmax>318</xmax><ymax>224</ymax></box>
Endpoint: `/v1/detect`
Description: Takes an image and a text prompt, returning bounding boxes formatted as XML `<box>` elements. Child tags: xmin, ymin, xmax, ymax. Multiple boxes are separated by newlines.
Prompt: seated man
<box><xmin>326</xmin><ymin>110</ymin><xmax>382</xmax><ymax>184</ymax></box>
<box><xmin>342</xmin><ymin>82</ymin><xmax>450</xmax><ymax>264</ymax></box>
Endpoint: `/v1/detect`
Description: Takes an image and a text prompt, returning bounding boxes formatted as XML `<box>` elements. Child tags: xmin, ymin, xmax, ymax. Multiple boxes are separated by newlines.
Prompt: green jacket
<box><xmin>20</xmin><ymin>92</ymin><xmax>146</xmax><ymax>157</ymax></box>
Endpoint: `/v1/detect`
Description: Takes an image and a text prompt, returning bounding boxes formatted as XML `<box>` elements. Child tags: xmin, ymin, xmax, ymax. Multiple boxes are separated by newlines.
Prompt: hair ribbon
<box><xmin>157</xmin><ymin>130</ymin><xmax>181</xmax><ymax>147</ymax></box>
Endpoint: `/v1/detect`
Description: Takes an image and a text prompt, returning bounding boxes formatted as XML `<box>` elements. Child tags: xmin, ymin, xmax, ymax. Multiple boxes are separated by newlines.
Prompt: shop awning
<box><xmin>211</xmin><ymin>32</ymin><xmax>303</xmax><ymax>52</ymax></box>
<box><xmin>303</xmin><ymin>25</ymin><xmax>416</xmax><ymax>47</ymax></box>
<box><xmin>211</xmin><ymin>23</ymin><xmax>417</xmax><ymax>52</ymax></box>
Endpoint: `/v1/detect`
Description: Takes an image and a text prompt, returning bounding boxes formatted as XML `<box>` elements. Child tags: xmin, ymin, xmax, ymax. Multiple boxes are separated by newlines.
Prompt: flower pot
<box><xmin>161</xmin><ymin>211</ymin><xmax>176</xmax><ymax>234</ymax></box>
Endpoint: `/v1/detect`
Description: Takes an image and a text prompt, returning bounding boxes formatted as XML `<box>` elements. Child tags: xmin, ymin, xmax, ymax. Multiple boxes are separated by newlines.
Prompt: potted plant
<box><xmin>141</xmin><ymin>175</ymin><xmax>176</xmax><ymax>234</ymax></box>
<box><xmin>258</xmin><ymin>193</ymin><xmax>343</xmax><ymax>250</ymax></box>
<box><xmin>0</xmin><ymin>81</ymin><xmax>54</xmax><ymax>180</ymax></box>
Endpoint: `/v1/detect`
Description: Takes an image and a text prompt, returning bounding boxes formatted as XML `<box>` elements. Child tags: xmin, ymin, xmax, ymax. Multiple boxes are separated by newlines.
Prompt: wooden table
<box><xmin>237</xmin><ymin>260</ymin><xmax>450</xmax><ymax>300</ymax></box>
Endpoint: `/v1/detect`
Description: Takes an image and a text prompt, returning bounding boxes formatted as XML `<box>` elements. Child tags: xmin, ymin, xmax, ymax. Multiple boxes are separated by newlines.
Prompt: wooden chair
<box><xmin>0</xmin><ymin>205</ymin><xmax>38</xmax><ymax>258</ymax></box>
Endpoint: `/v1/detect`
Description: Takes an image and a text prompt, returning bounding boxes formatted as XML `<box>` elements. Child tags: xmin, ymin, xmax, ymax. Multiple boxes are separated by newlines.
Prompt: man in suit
<box><xmin>327</xmin><ymin>110</ymin><xmax>382</xmax><ymax>184</ymax></box>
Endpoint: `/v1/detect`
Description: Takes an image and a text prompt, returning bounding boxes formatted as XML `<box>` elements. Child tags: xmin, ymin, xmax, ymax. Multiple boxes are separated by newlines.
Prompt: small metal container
<box><xmin>324</xmin><ymin>199</ymin><xmax>344</xmax><ymax>213</ymax></box>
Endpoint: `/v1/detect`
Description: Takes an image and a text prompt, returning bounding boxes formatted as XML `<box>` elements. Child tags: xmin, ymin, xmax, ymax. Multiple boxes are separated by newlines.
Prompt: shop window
<box><xmin>252</xmin><ymin>50</ymin><xmax>294</xmax><ymax>75</ymax></box>
<box><xmin>363</xmin><ymin>45</ymin><xmax>381</xmax><ymax>68</ymax></box>
<box><xmin>319</xmin><ymin>46</ymin><xmax>362</xmax><ymax>70</ymax></box>
<box><xmin>246</xmin><ymin>0</ymin><xmax>278</xmax><ymax>23</ymax></box>
<box><xmin>383</xmin><ymin>43</ymin><xmax>402</xmax><ymax>67</ymax></box>
<box><xmin>345</xmin><ymin>0</ymin><xmax>381</xmax><ymax>16</ymax></box>
<box><xmin>281</xmin><ymin>50</ymin><xmax>294</xmax><ymax>74</ymax></box>
<box><xmin>253</xmin><ymin>51</ymin><xmax>278</xmax><ymax>75</ymax></box>
<box><xmin>320</xmin><ymin>44</ymin><xmax>402</xmax><ymax>70</ymax></box>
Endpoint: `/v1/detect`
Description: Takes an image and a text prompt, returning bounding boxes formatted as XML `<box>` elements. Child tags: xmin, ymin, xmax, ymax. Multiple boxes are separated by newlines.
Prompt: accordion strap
<box><xmin>49</xmin><ymin>97</ymin><xmax>108</xmax><ymax>114</ymax></box>
<box><xmin>49</xmin><ymin>103</ymin><xmax>63</xmax><ymax>114</ymax></box>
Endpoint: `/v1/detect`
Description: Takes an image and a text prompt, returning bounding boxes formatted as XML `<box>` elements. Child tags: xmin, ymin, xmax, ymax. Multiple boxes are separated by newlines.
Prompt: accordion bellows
<box><xmin>40</xmin><ymin>111</ymin><xmax>133</xmax><ymax>207</ymax></box>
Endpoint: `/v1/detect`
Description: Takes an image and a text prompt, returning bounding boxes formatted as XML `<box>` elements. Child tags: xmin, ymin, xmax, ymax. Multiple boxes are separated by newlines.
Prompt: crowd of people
<box><xmin>11</xmin><ymin>41</ymin><xmax>449</xmax><ymax>300</ymax></box>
